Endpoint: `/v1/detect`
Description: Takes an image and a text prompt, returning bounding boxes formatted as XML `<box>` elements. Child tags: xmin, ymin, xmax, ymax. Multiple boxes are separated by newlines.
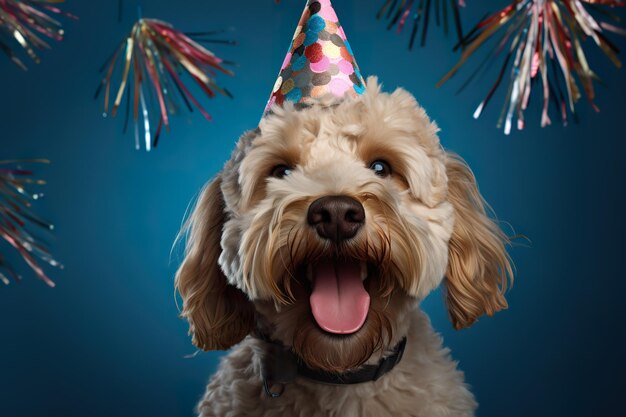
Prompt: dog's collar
<box><xmin>297</xmin><ymin>337</ymin><xmax>407</xmax><ymax>385</ymax></box>
<box><xmin>254</xmin><ymin>329</ymin><xmax>407</xmax><ymax>397</ymax></box>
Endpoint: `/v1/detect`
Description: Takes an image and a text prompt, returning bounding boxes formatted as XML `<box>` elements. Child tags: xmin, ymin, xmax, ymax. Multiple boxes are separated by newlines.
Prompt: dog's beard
<box><xmin>255</xmin><ymin>279</ymin><xmax>413</xmax><ymax>373</ymax></box>
<box><xmin>247</xmin><ymin>193</ymin><xmax>425</xmax><ymax>372</ymax></box>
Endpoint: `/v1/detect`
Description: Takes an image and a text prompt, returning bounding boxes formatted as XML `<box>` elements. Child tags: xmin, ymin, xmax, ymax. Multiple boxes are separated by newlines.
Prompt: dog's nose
<box><xmin>307</xmin><ymin>196</ymin><xmax>365</xmax><ymax>242</ymax></box>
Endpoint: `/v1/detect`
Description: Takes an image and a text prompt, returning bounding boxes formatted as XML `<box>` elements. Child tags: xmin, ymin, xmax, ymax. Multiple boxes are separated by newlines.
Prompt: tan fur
<box><xmin>197</xmin><ymin>310</ymin><xmax>476</xmax><ymax>417</ymax></box>
<box><xmin>175</xmin><ymin>77</ymin><xmax>513</xmax><ymax>416</ymax></box>
<box><xmin>444</xmin><ymin>154</ymin><xmax>513</xmax><ymax>330</ymax></box>
<box><xmin>175</xmin><ymin>176</ymin><xmax>255</xmax><ymax>350</ymax></box>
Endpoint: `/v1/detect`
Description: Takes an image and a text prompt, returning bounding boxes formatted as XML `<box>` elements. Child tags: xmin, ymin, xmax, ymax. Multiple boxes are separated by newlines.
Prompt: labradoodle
<box><xmin>175</xmin><ymin>77</ymin><xmax>513</xmax><ymax>417</ymax></box>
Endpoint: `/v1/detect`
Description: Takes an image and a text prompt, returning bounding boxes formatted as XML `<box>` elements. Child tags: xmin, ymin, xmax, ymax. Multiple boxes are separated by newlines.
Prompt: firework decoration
<box><xmin>0</xmin><ymin>0</ymin><xmax>77</xmax><ymax>70</ymax></box>
<box><xmin>0</xmin><ymin>160</ymin><xmax>60</xmax><ymax>287</ymax></box>
<box><xmin>95</xmin><ymin>18</ymin><xmax>235</xmax><ymax>151</ymax></box>
<box><xmin>437</xmin><ymin>0</ymin><xmax>625</xmax><ymax>134</ymax></box>
<box><xmin>377</xmin><ymin>0</ymin><xmax>466</xmax><ymax>49</ymax></box>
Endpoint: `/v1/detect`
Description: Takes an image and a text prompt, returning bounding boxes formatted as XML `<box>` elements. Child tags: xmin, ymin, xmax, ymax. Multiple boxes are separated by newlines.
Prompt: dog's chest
<box><xmin>203</xmin><ymin>368</ymin><xmax>469</xmax><ymax>417</ymax></box>
<box><xmin>253</xmin><ymin>379</ymin><xmax>433</xmax><ymax>417</ymax></box>
<box><xmin>198</xmin><ymin>311</ymin><xmax>477</xmax><ymax>417</ymax></box>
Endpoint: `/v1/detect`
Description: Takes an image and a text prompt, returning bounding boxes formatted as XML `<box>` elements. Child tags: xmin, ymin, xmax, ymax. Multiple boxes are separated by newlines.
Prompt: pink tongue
<box><xmin>309</xmin><ymin>259</ymin><xmax>370</xmax><ymax>334</ymax></box>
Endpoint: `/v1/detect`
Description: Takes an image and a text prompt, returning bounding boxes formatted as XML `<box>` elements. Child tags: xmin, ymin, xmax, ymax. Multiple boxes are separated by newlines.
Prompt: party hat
<box><xmin>265</xmin><ymin>0</ymin><xmax>366</xmax><ymax>113</ymax></box>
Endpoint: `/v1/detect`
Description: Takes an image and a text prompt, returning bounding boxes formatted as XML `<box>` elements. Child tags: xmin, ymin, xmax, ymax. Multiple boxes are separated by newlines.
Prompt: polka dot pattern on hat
<box><xmin>264</xmin><ymin>0</ymin><xmax>366</xmax><ymax>113</ymax></box>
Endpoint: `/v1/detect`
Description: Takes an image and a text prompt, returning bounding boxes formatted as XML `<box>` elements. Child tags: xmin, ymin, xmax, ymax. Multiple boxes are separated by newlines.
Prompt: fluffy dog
<box><xmin>175</xmin><ymin>77</ymin><xmax>512</xmax><ymax>417</ymax></box>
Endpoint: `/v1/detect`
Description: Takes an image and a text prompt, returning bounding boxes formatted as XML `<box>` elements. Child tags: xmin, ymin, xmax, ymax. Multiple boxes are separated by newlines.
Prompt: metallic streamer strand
<box><xmin>0</xmin><ymin>160</ymin><xmax>61</xmax><ymax>286</ymax></box>
<box><xmin>438</xmin><ymin>0</ymin><xmax>625</xmax><ymax>133</ymax></box>
<box><xmin>95</xmin><ymin>18</ymin><xmax>234</xmax><ymax>150</ymax></box>
<box><xmin>377</xmin><ymin>0</ymin><xmax>465</xmax><ymax>48</ymax></box>
<box><xmin>0</xmin><ymin>0</ymin><xmax>76</xmax><ymax>69</ymax></box>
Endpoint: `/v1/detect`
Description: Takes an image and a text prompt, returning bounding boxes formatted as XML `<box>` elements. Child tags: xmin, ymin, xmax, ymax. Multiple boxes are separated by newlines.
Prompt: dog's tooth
<box><xmin>360</xmin><ymin>262</ymin><xmax>368</xmax><ymax>281</ymax></box>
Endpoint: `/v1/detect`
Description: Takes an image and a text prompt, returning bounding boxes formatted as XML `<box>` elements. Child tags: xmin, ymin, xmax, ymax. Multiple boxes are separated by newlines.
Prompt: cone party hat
<box><xmin>265</xmin><ymin>0</ymin><xmax>366</xmax><ymax>113</ymax></box>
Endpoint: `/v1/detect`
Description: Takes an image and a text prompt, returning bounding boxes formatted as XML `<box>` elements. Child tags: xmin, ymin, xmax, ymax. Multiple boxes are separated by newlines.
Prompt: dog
<box><xmin>175</xmin><ymin>77</ymin><xmax>513</xmax><ymax>417</ymax></box>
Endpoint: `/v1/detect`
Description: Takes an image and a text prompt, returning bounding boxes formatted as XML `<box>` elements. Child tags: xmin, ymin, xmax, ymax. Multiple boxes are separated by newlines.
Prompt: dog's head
<box><xmin>176</xmin><ymin>77</ymin><xmax>512</xmax><ymax>372</ymax></box>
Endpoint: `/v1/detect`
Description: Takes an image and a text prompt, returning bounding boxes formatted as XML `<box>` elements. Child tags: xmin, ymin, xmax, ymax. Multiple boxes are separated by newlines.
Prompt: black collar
<box><xmin>255</xmin><ymin>329</ymin><xmax>407</xmax><ymax>397</ymax></box>
<box><xmin>297</xmin><ymin>337</ymin><xmax>407</xmax><ymax>384</ymax></box>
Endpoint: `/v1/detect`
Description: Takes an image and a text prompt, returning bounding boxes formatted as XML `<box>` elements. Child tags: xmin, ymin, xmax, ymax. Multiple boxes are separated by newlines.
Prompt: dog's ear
<box><xmin>444</xmin><ymin>153</ymin><xmax>513</xmax><ymax>330</ymax></box>
<box><xmin>175</xmin><ymin>175</ymin><xmax>255</xmax><ymax>350</ymax></box>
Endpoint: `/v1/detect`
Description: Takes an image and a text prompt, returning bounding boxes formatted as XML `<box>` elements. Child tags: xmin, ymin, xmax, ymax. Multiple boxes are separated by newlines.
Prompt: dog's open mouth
<box><xmin>306</xmin><ymin>258</ymin><xmax>371</xmax><ymax>335</ymax></box>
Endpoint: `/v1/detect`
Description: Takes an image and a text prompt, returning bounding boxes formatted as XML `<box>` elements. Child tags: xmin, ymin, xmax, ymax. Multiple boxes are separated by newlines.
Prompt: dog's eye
<box><xmin>369</xmin><ymin>160</ymin><xmax>391</xmax><ymax>177</ymax></box>
<box><xmin>270</xmin><ymin>164</ymin><xmax>293</xmax><ymax>179</ymax></box>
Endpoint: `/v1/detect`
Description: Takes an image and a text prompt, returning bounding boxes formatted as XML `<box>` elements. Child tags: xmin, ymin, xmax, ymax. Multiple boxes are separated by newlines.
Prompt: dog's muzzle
<box><xmin>304</xmin><ymin>195</ymin><xmax>371</xmax><ymax>336</ymax></box>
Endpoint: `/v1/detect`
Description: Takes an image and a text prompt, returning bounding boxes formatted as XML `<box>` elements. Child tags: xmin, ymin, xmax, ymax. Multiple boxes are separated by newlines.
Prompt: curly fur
<box><xmin>175</xmin><ymin>77</ymin><xmax>513</xmax><ymax>416</ymax></box>
<box><xmin>198</xmin><ymin>311</ymin><xmax>476</xmax><ymax>417</ymax></box>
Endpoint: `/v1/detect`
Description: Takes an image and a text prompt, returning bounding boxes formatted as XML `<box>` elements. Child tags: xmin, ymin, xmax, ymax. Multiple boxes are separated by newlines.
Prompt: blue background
<box><xmin>1</xmin><ymin>1</ymin><xmax>625</xmax><ymax>416</ymax></box>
